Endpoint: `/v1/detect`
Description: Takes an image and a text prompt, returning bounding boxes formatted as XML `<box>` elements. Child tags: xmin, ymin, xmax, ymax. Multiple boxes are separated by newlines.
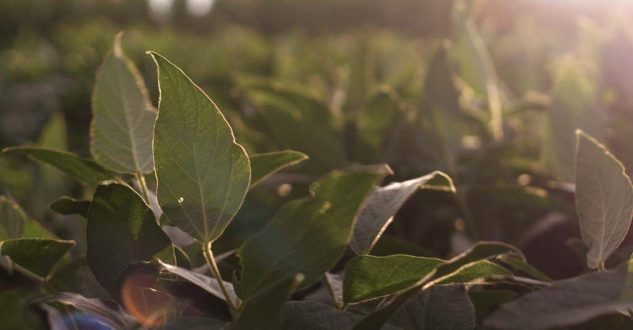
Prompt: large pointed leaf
<box><xmin>0</xmin><ymin>195</ymin><xmax>55</xmax><ymax>240</ymax></box>
<box><xmin>91</xmin><ymin>33</ymin><xmax>156</xmax><ymax>174</ymax></box>
<box><xmin>236</xmin><ymin>168</ymin><xmax>388</xmax><ymax>299</ymax></box>
<box><xmin>233</xmin><ymin>274</ymin><xmax>304</xmax><ymax>330</ymax></box>
<box><xmin>87</xmin><ymin>182</ymin><xmax>170</xmax><ymax>295</ymax></box>
<box><xmin>343</xmin><ymin>254</ymin><xmax>445</xmax><ymax>304</ymax></box>
<box><xmin>0</xmin><ymin>238</ymin><xmax>74</xmax><ymax>279</ymax></box>
<box><xmin>388</xmin><ymin>285</ymin><xmax>476</xmax><ymax>330</ymax></box>
<box><xmin>485</xmin><ymin>261</ymin><xmax>633</xmax><ymax>330</ymax></box>
<box><xmin>575</xmin><ymin>130</ymin><xmax>633</xmax><ymax>269</ymax></box>
<box><xmin>350</xmin><ymin>171</ymin><xmax>454</xmax><ymax>255</ymax></box>
<box><xmin>157</xmin><ymin>260</ymin><xmax>239</xmax><ymax>303</ymax></box>
<box><xmin>150</xmin><ymin>52</ymin><xmax>251</xmax><ymax>243</ymax></box>
<box><xmin>249</xmin><ymin>150</ymin><xmax>308</xmax><ymax>187</ymax></box>
<box><xmin>2</xmin><ymin>147</ymin><xmax>114</xmax><ymax>187</ymax></box>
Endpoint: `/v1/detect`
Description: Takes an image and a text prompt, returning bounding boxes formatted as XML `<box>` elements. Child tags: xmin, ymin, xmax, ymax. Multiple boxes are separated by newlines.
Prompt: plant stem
<box><xmin>135</xmin><ymin>172</ymin><xmax>151</xmax><ymax>203</ymax></box>
<box><xmin>202</xmin><ymin>241</ymin><xmax>238</xmax><ymax>316</ymax></box>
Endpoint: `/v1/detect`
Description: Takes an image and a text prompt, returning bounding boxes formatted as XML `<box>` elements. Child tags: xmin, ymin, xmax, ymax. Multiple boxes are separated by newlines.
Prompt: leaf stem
<box><xmin>134</xmin><ymin>173</ymin><xmax>151</xmax><ymax>203</ymax></box>
<box><xmin>202</xmin><ymin>241</ymin><xmax>238</xmax><ymax>316</ymax></box>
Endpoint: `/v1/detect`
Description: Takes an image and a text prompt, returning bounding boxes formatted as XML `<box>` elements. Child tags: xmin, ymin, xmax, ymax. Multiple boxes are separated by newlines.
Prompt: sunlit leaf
<box><xmin>150</xmin><ymin>52</ymin><xmax>251</xmax><ymax>243</ymax></box>
<box><xmin>343</xmin><ymin>254</ymin><xmax>444</xmax><ymax>304</ymax></box>
<box><xmin>575</xmin><ymin>130</ymin><xmax>633</xmax><ymax>269</ymax></box>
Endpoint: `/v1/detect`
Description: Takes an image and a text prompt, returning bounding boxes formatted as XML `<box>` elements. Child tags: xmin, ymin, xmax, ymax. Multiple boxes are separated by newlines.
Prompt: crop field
<box><xmin>1</xmin><ymin>0</ymin><xmax>633</xmax><ymax>329</ymax></box>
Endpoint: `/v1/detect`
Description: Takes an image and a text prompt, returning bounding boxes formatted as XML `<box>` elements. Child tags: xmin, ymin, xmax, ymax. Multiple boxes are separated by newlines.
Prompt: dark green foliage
<box><xmin>2</xmin><ymin>2</ymin><xmax>633</xmax><ymax>328</ymax></box>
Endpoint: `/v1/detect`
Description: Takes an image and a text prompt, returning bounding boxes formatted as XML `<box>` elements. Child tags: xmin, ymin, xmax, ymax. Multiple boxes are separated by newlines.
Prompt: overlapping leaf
<box><xmin>485</xmin><ymin>261</ymin><xmax>633</xmax><ymax>330</ymax></box>
<box><xmin>86</xmin><ymin>182</ymin><xmax>170</xmax><ymax>295</ymax></box>
<box><xmin>236</xmin><ymin>168</ymin><xmax>388</xmax><ymax>299</ymax></box>
<box><xmin>343</xmin><ymin>254</ymin><xmax>444</xmax><ymax>304</ymax></box>
<box><xmin>91</xmin><ymin>33</ymin><xmax>156</xmax><ymax>174</ymax></box>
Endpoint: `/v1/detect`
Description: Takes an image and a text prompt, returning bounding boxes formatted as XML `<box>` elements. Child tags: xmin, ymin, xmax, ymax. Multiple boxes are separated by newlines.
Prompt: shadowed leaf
<box><xmin>49</xmin><ymin>197</ymin><xmax>91</xmax><ymax>218</ymax></box>
<box><xmin>485</xmin><ymin>261</ymin><xmax>633</xmax><ymax>330</ymax></box>
<box><xmin>87</xmin><ymin>182</ymin><xmax>170</xmax><ymax>296</ymax></box>
<box><xmin>233</xmin><ymin>274</ymin><xmax>304</xmax><ymax>330</ymax></box>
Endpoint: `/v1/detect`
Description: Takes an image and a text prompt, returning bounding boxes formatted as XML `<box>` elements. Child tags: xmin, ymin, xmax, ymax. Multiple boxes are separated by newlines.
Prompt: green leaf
<box><xmin>493</xmin><ymin>254</ymin><xmax>551</xmax><ymax>282</ymax></box>
<box><xmin>350</xmin><ymin>171</ymin><xmax>454</xmax><ymax>255</ymax></box>
<box><xmin>352</xmin><ymin>241</ymin><xmax>520</xmax><ymax>330</ymax></box>
<box><xmin>236</xmin><ymin>168</ymin><xmax>388</xmax><ymax>299</ymax></box>
<box><xmin>2</xmin><ymin>147</ymin><xmax>113</xmax><ymax>187</ymax></box>
<box><xmin>91</xmin><ymin>33</ymin><xmax>156</xmax><ymax>175</ymax></box>
<box><xmin>233</xmin><ymin>274</ymin><xmax>304</xmax><ymax>330</ymax></box>
<box><xmin>149</xmin><ymin>52</ymin><xmax>251</xmax><ymax>243</ymax></box>
<box><xmin>432</xmin><ymin>241</ymin><xmax>523</xmax><ymax>280</ymax></box>
<box><xmin>86</xmin><ymin>182</ymin><xmax>170</xmax><ymax>296</ymax></box>
<box><xmin>0</xmin><ymin>238</ymin><xmax>74</xmax><ymax>279</ymax></box>
<box><xmin>388</xmin><ymin>285</ymin><xmax>476</xmax><ymax>330</ymax></box>
<box><xmin>49</xmin><ymin>196</ymin><xmax>90</xmax><ymax>218</ymax></box>
<box><xmin>343</xmin><ymin>254</ymin><xmax>444</xmax><ymax>304</ymax></box>
<box><xmin>485</xmin><ymin>261</ymin><xmax>633</xmax><ymax>330</ymax></box>
<box><xmin>575</xmin><ymin>130</ymin><xmax>633</xmax><ymax>269</ymax></box>
<box><xmin>431</xmin><ymin>260</ymin><xmax>511</xmax><ymax>285</ymax></box>
<box><xmin>249</xmin><ymin>150</ymin><xmax>308</xmax><ymax>187</ymax></box>
<box><xmin>157</xmin><ymin>260</ymin><xmax>239</xmax><ymax>303</ymax></box>
<box><xmin>0</xmin><ymin>196</ymin><xmax>55</xmax><ymax>240</ymax></box>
